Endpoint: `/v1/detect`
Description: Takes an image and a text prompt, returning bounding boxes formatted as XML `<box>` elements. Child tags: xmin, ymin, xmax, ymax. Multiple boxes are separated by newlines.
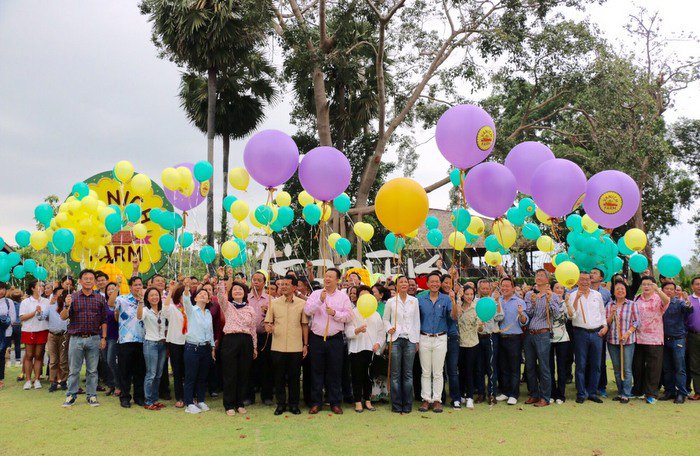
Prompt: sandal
<box><xmin>237</xmin><ymin>407</ymin><xmax>247</xmax><ymax>414</ymax></box>
<box><xmin>114</xmin><ymin>389</ymin><xmax>122</xmax><ymax>397</ymax></box>
<box><xmin>226</xmin><ymin>409</ymin><xmax>236</xmax><ymax>416</ymax></box>
<box><xmin>154</xmin><ymin>402</ymin><xmax>166</xmax><ymax>408</ymax></box>
<box><xmin>175</xmin><ymin>401</ymin><xmax>185</xmax><ymax>408</ymax></box>
<box><xmin>364</xmin><ymin>402</ymin><xmax>376</xmax><ymax>411</ymax></box>
<box><xmin>144</xmin><ymin>404</ymin><xmax>160</xmax><ymax>411</ymax></box>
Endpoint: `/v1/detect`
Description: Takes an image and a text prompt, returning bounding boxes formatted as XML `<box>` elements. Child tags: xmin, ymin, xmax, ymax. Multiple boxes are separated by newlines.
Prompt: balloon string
<box><xmin>321</xmin><ymin>201</ymin><xmax>330</xmax><ymax>342</ymax></box>
<box><xmin>260</xmin><ymin>187</ymin><xmax>276</xmax><ymax>353</ymax></box>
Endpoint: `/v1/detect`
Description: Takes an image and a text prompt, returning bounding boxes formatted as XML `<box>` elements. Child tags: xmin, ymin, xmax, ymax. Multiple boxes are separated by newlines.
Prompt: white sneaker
<box><xmin>460</xmin><ymin>397</ymin><xmax>466</xmax><ymax>405</ymax></box>
<box><xmin>452</xmin><ymin>400</ymin><xmax>461</xmax><ymax>409</ymax></box>
<box><xmin>549</xmin><ymin>398</ymin><xmax>554</xmax><ymax>404</ymax></box>
<box><xmin>466</xmin><ymin>398</ymin><xmax>474</xmax><ymax>409</ymax></box>
<box><xmin>34</xmin><ymin>380</ymin><xmax>42</xmax><ymax>389</ymax></box>
<box><xmin>507</xmin><ymin>397</ymin><xmax>517</xmax><ymax>405</ymax></box>
<box><xmin>23</xmin><ymin>381</ymin><xmax>32</xmax><ymax>390</ymax></box>
<box><xmin>185</xmin><ymin>404</ymin><xmax>201</xmax><ymax>414</ymax></box>
<box><xmin>495</xmin><ymin>394</ymin><xmax>508</xmax><ymax>401</ymax></box>
<box><xmin>555</xmin><ymin>399</ymin><xmax>564</xmax><ymax>405</ymax></box>
<box><xmin>197</xmin><ymin>402</ymin><xmax>210</xmax><ymax>412</ymax></box>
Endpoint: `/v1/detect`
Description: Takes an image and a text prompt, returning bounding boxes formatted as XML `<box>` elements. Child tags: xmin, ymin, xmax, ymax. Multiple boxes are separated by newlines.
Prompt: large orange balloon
<box><xmin>375</xmin><ymin>178</ymin><xmax>429</xmax><ymax>236</ymax></box>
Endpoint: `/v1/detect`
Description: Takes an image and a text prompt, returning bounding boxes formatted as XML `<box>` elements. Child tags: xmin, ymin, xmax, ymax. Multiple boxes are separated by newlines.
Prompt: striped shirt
<box><xmin>524</xmin><ymin>291</ymin><xmax>561</xmax><ymax>331</ymax></box>
<box><xmin>605</xmin><ymin>300</ymin><xmax>640</xmax><ymax>345</ymax></box>
<box><xmin>68</xmin><ymin>290</ymin><xmax>106</xmax><ymax>335</ymax></box>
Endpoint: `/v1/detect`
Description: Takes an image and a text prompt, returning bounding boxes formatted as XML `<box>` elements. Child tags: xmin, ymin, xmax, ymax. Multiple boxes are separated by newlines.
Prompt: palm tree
<box><xmin>179</xmin><ymin>51</ymin><xmax>277</xmax><ymax>250</ymax></box>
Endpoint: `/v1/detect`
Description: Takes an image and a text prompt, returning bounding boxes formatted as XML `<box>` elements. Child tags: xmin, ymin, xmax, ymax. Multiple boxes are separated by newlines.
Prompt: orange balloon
<box><xmin>374</xmin><ymin>178</ymin><xmax>429</xmax><ymax>236</ymax></box>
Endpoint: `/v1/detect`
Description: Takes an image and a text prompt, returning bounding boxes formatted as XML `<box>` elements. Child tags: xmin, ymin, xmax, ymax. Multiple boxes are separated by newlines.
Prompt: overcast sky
<box><xmin>0</xmin><ymin>0</ymin><xmax>698</xmax><ymax>263</ymax></box>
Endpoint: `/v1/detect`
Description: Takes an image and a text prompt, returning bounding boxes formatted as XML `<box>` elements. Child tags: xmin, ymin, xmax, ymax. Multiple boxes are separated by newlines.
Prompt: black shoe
<box><xmin>134</xmin><ymin>399</ymin><xmax>145</xmax><ymax>407</ymax></box>
<box><xmin>48</xmin><ymin>383</ymin><xmax>58</xmax><ymax>393</ymax></box>
<box><xmin>289</xmin><ymin>406</ymin><xmax>301</xmax><ymax>415</ymax></box>
<box><xmin>588</xmin><ymin>396</ymin><xmax>603</xmax><ymax>404</ymax></box>
<box><xmin>575</xmin><ymin>397</ymin><xmax>585</xmax><ymax>404</ymax></box>
<box><xmin>658</xmin><ymin>394</ymin><xmax>674</xmax><ymax>401</ymax></box>
<box><xmin>612</xmin><ymin>396</ymin><xmax>621</xmax><ymax>401</ymax></box>
<box><xmin>96</xmin><ymin>385</ymin><xmax>106</xmax><ymax>392</ymax></box>
<box><xmin>263</xmin><ymin>399</ymin><xmax>274</xmax><ymax>406</ymax></box>
<box><xmin>59</xmin><ymin>382</ymin><xmax>67</xmax><ymax>390</ymax></box>
<box><xmin>675</xmin><ymin>395</ymin><xmax>686</xmax><ymax>404</ymax></box>
<box><xmin>274</xmin><ymin>405</ymin><xmax>286</xmax><ymax>415</ymax></box>
<box><xmin>120</xmin><ymin>400</ymin><xmax>131</xmax><ymax>408</ymax></box>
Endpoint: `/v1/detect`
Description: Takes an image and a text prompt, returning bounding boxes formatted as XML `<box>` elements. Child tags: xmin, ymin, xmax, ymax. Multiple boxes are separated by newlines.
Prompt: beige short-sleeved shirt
<box><xmin>265</xmin><ymin>295</ymin><xmax>308</xmax><ymax>353</ymax></box>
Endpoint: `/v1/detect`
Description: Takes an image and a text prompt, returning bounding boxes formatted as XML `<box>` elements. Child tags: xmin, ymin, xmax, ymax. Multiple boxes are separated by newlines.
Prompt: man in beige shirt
<box><xmin>265</xmin><ymin>275</ymin><xmax>309</xmax><ymax>415</ymax></box>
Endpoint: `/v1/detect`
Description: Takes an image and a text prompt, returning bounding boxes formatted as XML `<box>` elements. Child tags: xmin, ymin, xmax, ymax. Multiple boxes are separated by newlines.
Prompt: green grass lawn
<box><xmin>1</xmin><ymin>364</ymin><xmax>698</xmax><ymax>455</ymax></box>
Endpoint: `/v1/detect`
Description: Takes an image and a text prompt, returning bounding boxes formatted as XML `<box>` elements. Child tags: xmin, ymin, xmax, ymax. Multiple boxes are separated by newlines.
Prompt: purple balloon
<box><xmin>163</xmin><ymin>163</ymin><xmax>206</xmax><ymax>212</ymax></box>
<box><xmin>504</xmin><ymin>141</ymin><xmax>555</xmax><ymax>195</ymax></box>
<box><xmin>463</xmin><ymin>162</ymin><xmax>517</xmax><ymax>219</ymax></box>
<box><xmin>530</xmin><ymin>159</ymin><xmax>587</xmax><ymax>218</ymax></box>
<box><xmin>298</xmin><ymin>146</ymin><xmax>351</xmax><ymax>201</ymax></box>
<box><xmin>243</xmin><ymin>129</ymin><xmax>299</xmax><ymax>188</ymax></box>
<box><xmin>435</xmin><ymin>104</ymin><xmax>496</xmax><ymax>169</ymax></box>
<box><xmin>582</xmin><ymin>170</ymin><xmax>640</xmax><ymax>229</ymax></box>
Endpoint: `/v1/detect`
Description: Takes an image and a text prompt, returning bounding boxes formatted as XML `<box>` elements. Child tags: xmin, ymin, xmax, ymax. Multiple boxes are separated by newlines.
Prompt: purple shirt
<box><xmin>304</xmin><ymin>288</ymin><xmax>353</xmax><ymax>337</ymax></box>
<box><xmin>106</xmin><ymin>305</ymin><xmax>119</xmax><ymax>340</ymax></box>
<box><xmin>687</xmin><ymin>294</ymin><xmax>700</xmax><ymax>333</ymax></box>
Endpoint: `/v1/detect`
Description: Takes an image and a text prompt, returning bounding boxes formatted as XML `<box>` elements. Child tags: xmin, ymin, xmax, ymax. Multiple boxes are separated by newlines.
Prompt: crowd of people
<box><xmin>1</xmin><ymin>260</ymin><xmax>699</xmax><ymax>416</ymax></box>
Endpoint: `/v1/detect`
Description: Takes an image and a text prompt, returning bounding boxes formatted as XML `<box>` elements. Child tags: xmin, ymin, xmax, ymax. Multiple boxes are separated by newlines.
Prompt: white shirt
<box><xmin>567</xmin><ymin>289</ymin><xmax>607</xmax><ymax>330</ymax></box>
<box><xmin>345</xmin><ymin>308</ymin><xmax>385</xmax><ymax>354</ymax></box>
<box><xmin>383</xmin><ymin>294</ymin><xmax>421</xmax><ymax>343</ymax></box>
<box><xmin>163</xmin><ymin>302</ymin><xmax>186</xmax><ymax>345</ymax></box>
<box><xmin>0</xmin><ymin>297</ymin><xmax>16</xmax><ymax>337</ymax></box>
<box><xmin>140</xmin><ymin>307</ymin><xmax>166</xmax><ymax>341</ymax></box>
<box><xmin>19</xmin><ymin>296</ymin><xmax>50</xmax><ymax>333</ymax></box>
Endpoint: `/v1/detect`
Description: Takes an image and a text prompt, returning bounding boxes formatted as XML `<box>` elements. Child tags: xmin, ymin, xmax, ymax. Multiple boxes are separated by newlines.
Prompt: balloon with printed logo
<box><xmin>467</xmin><ymin>217</ymin><xmax>485</xmax><ymax>236</ymax></box>
<box><xmin>531</xmin><ymin>159</ymin><xmax>587</xmax><ymax>218</ymax></box>
<box><xmin>492</xmin><ymin>219</ymin><xmax>517</xmax><ymax>249</ymax></box>
<box><xmin>463</xmin><ymin>162</ymin><xmax>517</xmax><ymax>219</ymax></box>
<box><xmin>484</xmin><ymin>251</ymin><xmax>503</xmax><ymax>267</ymax></box>
<box><xmin>519</xmin><ymin>197</ymin><xmax>536</xmax><ymax>217</ymax></box>
<box><xmin>71</xmin><ymin>182</ymin><xmax>90</xmax><ymax>200</ymax></box>
<box><xmin>484</xmin><ymin>235</ymin><xmax>503</xmax><ymax>253</ymax></box>
<box><xmin>451</xmin><ymin>208</ymin><xmax>471</xmax><ymax>232</ymax></box>
<box><xmin>582</xmin><ymin>170</ymin><xmax>640</xmax><ymax>229</ymax></box>
<box><xmin>375</xmin><ymin>178</ymin><xmax>429</xmax><ymax>236</ymax></box>
<box><xmin>243</xmin><ymin>130</ymin><xmax>299</xmax><ymax>188</ymax></box>
<box><xmin>581</xmin><ymin>214</ymin><xmax>598</xmax><ymax>234</ymax></box>
<box><xmin>132</xmin><ymin>223</ymin><xmax>148</xmax><ymax>240</ymax></box>
<box><xmin>504</xmin><ymin>142</ymin><xmax>555</xmax><ymax>195</ymax></box>
<box><xmin>436</xmin><ymin>104</ymin><xmax>496</xmax><ymax>169</ymax></box>
<box><xmin>299</xmin><ymin>146</ymin><xmax>351</xmax><ymax>202</ymax></box>
<box><xmin>657</xmin><ymin>254</ymin><xmax>682</xmax><ymax>278</ymax></box>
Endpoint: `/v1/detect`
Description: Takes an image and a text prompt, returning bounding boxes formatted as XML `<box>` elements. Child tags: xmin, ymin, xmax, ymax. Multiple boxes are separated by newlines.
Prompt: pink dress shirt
<box><xmin>247</xmin><ymin>288</ymin><xmax>270</xmax><ymax>335</ymax></box>
<box><xmin>220</xmin><ymin>301</ymin><xmax>258</xmax><ymax>351</ymax></box>
<box><xmin>304</xmin><ymin>288</ymin><xmax>353</xmax><ymax>337</ymax></box>
<box><xmin>635</xmin><ymin>293</ymin><xmax>669</xmax><ymax>346</ymax></box>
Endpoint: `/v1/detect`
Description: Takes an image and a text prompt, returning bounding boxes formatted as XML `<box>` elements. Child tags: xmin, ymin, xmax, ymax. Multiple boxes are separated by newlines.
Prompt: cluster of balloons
<box><xmin>0</xmin><ymin>251</ymin><xmax>47</xmax><ymax>282</ymax></box>
<box><xmin>161</xmin><ymin>160</ymin><xmax>212</xmax><ymax>198</ymax></box>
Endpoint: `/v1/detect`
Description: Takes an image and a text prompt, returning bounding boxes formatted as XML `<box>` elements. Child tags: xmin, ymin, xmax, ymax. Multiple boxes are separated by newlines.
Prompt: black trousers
<box><xmin>272</xmin><ymin>351</ymin><xmax>302</xmax><ymax>407</ymax></box>
<box><xmin>632</xmin><ymin>344</ymin><xmax>663</xmax><ymax>398</ymax></box>
<box><xmin>302</xmin><ymin>354</ymin><xmax>313</xmax><ymax>406</ymax></box>
<box><xmin>117</xmin><ymin>342</ymin><xmax>145</xmax><ymax>403</ymax></box>
<box><xmin>458</xmin><ymin>346</ymin><xmax>479</xmax><ymax>399</ymax></box>
<box><xmin>499</xmin><ymin>336</ymin><xmax>522</xmax><ymax>399</ymax></box>
<box><xmin>208</xmin><ymin>342</ymin><xmax>223</xmax><ymax>395</ymax></box>
<box><xmin>167</xmin><ymin>342</ymin><xmax>185</xmax><ymax>402</ymax></box>
<box><xmin>250</xmin><ymin>333</ymin><xmax>273</xmax><ymax>403</ymax></box>
<box><xmin>413</xmin><ymin>351</ymin><xmax>423</xmax><ymax>401</ymax></box>
<box><xmin>221</xmin><ymin>333</ymin><xmax>253</xmax><ymax>410</ymax></box>
<box><xmin>341</xmin><ymin>341</ymin><xmax>353</xmax><ymax>402</ymax></box>
<box><xmin>349</xmin><ymin>350</ymin><xmax>373</xmax><ymax>403</ymax></box>
<box><xmin>183</xmin><ymin>343</ymin><xmax>211</xmax><ymax>406</ymax></box>
<box><xmin>549</xmin><ymin>341</ymin><xmax>570</xmax><ymax>401</ymax></box>
<box><xmin>308</xmin><ymin>333</ymin><xmax>344</xmax><ymax>407</ymax></box>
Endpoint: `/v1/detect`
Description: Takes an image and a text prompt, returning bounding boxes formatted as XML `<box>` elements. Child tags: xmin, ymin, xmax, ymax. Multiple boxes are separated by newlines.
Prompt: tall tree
<box><xmin>140</xmin><ymin>0</ymin><xmax>272</xmax><ymax>246</ymax></box>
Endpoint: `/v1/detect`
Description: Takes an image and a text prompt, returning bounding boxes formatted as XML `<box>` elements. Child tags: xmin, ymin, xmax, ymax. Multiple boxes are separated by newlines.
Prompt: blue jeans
<box><xmin>477</xmin><ymin>334</ymin><xmax>499</xmax><ymax>397</ymax></box>
<box><xmin>67</xmin><ymin>335</ymin><xmax>100</xmax><ymax>398</ymax></box>
<box><xmin>143</xmin><ymin>340</ymin><xmax>166</xmax><ymax>405</ymax></box>
<box><xmin>390</xmin><ymin>338</ymin><xmax>416</xmax><ymax>412</ymax></box>
<box><xmin>443</xmin><ymin>334</ymin><xmax>461</xmax><ymax>404</ymax></box>
<box><xmin>663</xmin><ymin>338</ymin><xmax>689</xmax><ymax>396</ymax></box>
<box><xmin>184</xmin><ymin>343</ymin><xmax>212</xmax><ymax>406</ymax></box>
<box><xmin>608</xmin><ymin>343</ymin><xmax>634</xmax><ymax>398</ymax></box>
<box><xmin>524</xmin><ymin>332</ymin><xmax>552</xmax><ymax>401</ymax></box>
<box><xmin>573</xmin><ymin>328</ymin><xmax>603</xmax><ymax>399</ymax></box>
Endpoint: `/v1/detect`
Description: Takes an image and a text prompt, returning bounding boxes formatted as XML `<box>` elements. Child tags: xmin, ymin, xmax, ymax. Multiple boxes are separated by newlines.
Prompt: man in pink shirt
<box><xmin>247</xmin><ymin>271</ymin><xmax>274</xmax><ymax>406</ymax></box>
<box><xmin>304</xmin><ymin>268</ymin><xmax>353</xmax><ymax>414</ymax></box>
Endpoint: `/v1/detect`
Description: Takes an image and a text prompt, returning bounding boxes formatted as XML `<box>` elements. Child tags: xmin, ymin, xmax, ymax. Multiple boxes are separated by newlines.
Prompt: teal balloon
<box><xmin>107</xmin><ymin>204</ymin><xmax>122</xmax><ymax>219</ymax></box>
<box><xmin>270</xmin><ymin>220</ymin><xmax>285</xmax><ymax>232</ymax></box>
<box><xmin>554</xmin><ymin>253</ymin><xmax>570</xmax><ymax>265</ymax></box>
<box><xmin>333</xmin><ymin>194</ymin><xmax>352</xmax><ymax>213</ymax></box>
<box><xmin>302</xmin><ymin>204</ymin><xmax>321</xmax><ymax>226</ymax></box>
<box><xmin>255</xmin><ymin>205</ymin><xmax>274</xmax><ymax>225</ymax></box>
<box><xmin>425</xmin><ymin>216</ymin><xmax>439</xmax><ymax>230</ymax></box>
<box><xmin>384</xmin><ymin>233</ymin><xmax>405</xmax><ymax>253</ymax></box>
<box><xmin>34</xmin><ymin>203</ymin><xmax>54</xmax><ymax>227</ymax></box>
<box><xmin>71</xmin><ymin>182</ymin><xmax>90</xmax><ymax>200</ymax></box>
<box><xmin>592</xmin><ymin>228</ymin><xmax>604</xmax><ymax>238</ymax></box>
<box><xmin>15</xmin><ymin>230</ymin><xmax>30</xmax><ymax>248</ymax></box>
<box><xmin>159</xmin><ymin>234</ymin><xmax>175</xmax><ymax>253</ymax></box>
<box><xmin>0</xmin><ymin>237</ymin><xmax>4</xmax><ymax>250</ymax></box>
<box><xmin>222</xmin><ymin>195</ymin><xmax>237</xmax><ymax>212</ymax></box>
<box><xmin>105</xmin><ymin>213</ymin><xmax>122</xmax><ymax>234</ymax></box>
<box><xmin>124</xmin><ymin>203</ymin><xmax>142</xmax><ymax>223</ymax></box>
<box><xmin>522</xmin><ymin>223</ymin><xmax>541</xmax><ymax>241</ymax></box>
<box><xmin>465</xmin><ymin>231</ymin><xmax>479</xmax><ymax>244</ymax></box>
<box><xmin>657</xmin><ymin>254</ymin><xmax>682</xmax><ymax>278</ymax></box>
<box><xmin>193</xmin><ymin>160</ymin><xmax>213</xmax><ymax>182</ymax></box>
<box><xmin>178</xmin><ymin>232</ymin><xmax>194</xmax><ymax>248</ymax></box>
<box><xmin>335</xmin><ymin>238</ymin><xmax>351</xmax><ymax>256</ymax></box>
<box><xmin>451</xmin><ymin>208</ymin><xmax>471</xmax><ymax>231</ymax></box>
<box><xmin>449</xmin><ymin>168</ymin><xmax>462</xmax><ymax>187</ymax></box>
<box><xmin>485</xmin><ymin>235</ymin><xmax>502</xmax><ymax>253</ymax></box>
<box><xmin>149</xmin><ymin>207</ymin><xmax>162</xmax><ymax>224</ymax></box>
<box><xmin>565</xmin><ymin>214</ymin><xmax>582</xmax><ymax>232</ymax></box>
<box><xmin>427</xmin><ymin>229</ymin><xmax>443</xmax><ymax>248</ymax></box>
<box><xmin>23</xmin><ymin>259</ymin><xmax>37</xmax><ymax>274</ymax></box>
<box><xmin>475</xmin><ymin>297</ymin><xmax>497</xmax><ymax>322</ymax></box>
<box><xmin>629</xmin><ymin>254</ymin><xmax>648</xmax><ymax>273</ymax></box>
<box><xmin>566</xmin><ymin>232</ymin><xmax>579</xmax><ymax>247</ymax></box>
<box><xmin>158</xmin><ymin>211</ymin><xmax>175</xmax><ymax>230</ymax></box>
<box><xmin>617</xmin><ymin>237</ymin><xmax>633</xmax><ymax>256</ymax></box>
<box><xmin>199</xmin><ymin>245</ymin><xmax>216</xmax><ymax>264</ymax></box>
<box><xmin>47</xmin><ymin>242</ymin><xmax>58</xmax><ymax>255</ymax></box>
<box><xmin>506</xmin><ymin>207</ymin><xmax>526</xmax><ymax>226</ymax></box>
<box><xmin>172</xmin><ymin>213</ymin><xmax>184</xmax><ymax>230</ymax></box>
<box><xmin>34</xmin><ymin>266</ymin><xmax>48</xmax><ymax>281</ymax></box>
<box><xmin>519</xmin><ymin>198</ymin><xmax>536</xmax><ymax>216</ymax></box>
<box><xmin>7</xmin><ymin>251</ymin><xmax>21</xmax><ymax>266</ymax></box>
<box><xmin>277</xmin><ymin>206</ymin><xmax>294</xmax><ymax>226</ymax></box>
<box><xmin>12</xmin><ymin>265</ymin><xmax>26</xmax><ymax>279</ymax></box>
<box><xmin>0</xmin><ymin>274</ymin><xmax>9</xmax><ymax>282</ymax></box>
<box><xmin>612</xmin><ymin>256</ymin><xmax>624</xmax><ymax>273</ymax></box>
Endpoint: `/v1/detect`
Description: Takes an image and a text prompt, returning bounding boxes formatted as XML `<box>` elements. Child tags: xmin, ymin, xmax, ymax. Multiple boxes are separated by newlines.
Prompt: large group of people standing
<box><xmin>1</xmin><ymin>261</ymin><xmax>699</xmax><ymax>417</ymax></box>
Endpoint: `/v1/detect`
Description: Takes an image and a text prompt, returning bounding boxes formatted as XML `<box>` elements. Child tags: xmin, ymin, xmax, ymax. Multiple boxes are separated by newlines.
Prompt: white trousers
<box><xmin>419</xmin><ymin>334</ymin><xmax>448</xmax><ymax>402</ymax></box>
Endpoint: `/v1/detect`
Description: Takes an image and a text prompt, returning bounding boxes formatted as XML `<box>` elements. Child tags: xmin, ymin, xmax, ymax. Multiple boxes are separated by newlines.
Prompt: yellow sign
<box><xmin>598</xmin><ymin>191</ymin><xmax>623</xmax><ymax>214</ymax></box>
<box><xmin>476</xmin><ymin>126</ymin><xmax>495</xmax><ymax>151</ymax></box>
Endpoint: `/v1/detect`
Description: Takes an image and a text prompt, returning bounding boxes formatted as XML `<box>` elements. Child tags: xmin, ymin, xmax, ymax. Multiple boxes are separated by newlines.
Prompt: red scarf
<box><xmin>175</xmin><ymin>303</ymin><xmax>188</xmax><ymax>335</ymax></box>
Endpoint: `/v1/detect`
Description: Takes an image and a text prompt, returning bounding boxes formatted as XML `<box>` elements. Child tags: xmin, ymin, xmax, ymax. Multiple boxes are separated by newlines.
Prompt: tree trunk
<box><xmin>219</xmin><ymin>135</ymin><xmax>230</xmax><ymax>261</ymax></box>
<box><xmin>206</xmin><ymin>67</ymin><xmax>217</xmax><ymax>248</ymax></box>
<box><xmin>312</xmin><ymin>66</ymin><xmax>332</xmax><ymax>146</ymax></box>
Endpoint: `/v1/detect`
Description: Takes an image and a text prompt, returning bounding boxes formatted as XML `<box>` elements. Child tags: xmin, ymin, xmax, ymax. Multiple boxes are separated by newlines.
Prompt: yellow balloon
<box><xmin>624</xmin><ymin>228</ymin><xmax>647</xmax><ymax>251</ymax></box>
<box><xmin>321</xmin><ymin>204</ymin><xmax>332</xmax><ymax>222</ymax></box>
<box><xmin>555</xmin><ymin>261</ymin><xmax>580</xmax><ymax>288</ymax></box>
<box><xmin>484</xmin><ymin>251</ymin><xmax>502</xmax><ymax>267</ymax></box>
<box><xmin>353</xmin><ymin>222</ymin><xmax>374</xmax><ymax>242</ymax></box>
<box><xmin>536</xmin><ymin>235</ymin><xmax>555</xmax><ymax>252</ymax></box>
<box><xmin>492</xmin><ymin>220</ymin><xmax>516</xmax><ymax>249</ymax></box>
<box><xmin>467</xmin><ymin>216</ymin><xmax>485</xmax><ymax>235</ymax></box>
<box><xmin>133</xmin><ymin>223</ymin><xmax>148</xmax><ymax>240</ymax></box>
<box><xmin>130</xmin><ymin>174</ymin><xmax>152</xmax><ymax>194</ymax></box>
<box><xmin>375</xmin><ymin>178</ymin><xmax>429</xmax><ymax>236</ymax></box>
<box><xmin>80</xmin><ymin>195</ymin><xmax>98</xmax><ymax>213</ymax></box>
<box><xmin>230</xmin><ymin>200</ymin><xmax>249</xmax><ymax>222</ymax></box>
<box><xmin>114</xmin><ymin>160</ymin><xmax>134</xmax><ymax>183</ymax></box>
<box><xmin>161</xmin><ymin>167</ymin><xmax>180</xmax><ymax>191</ymax></box>
<box><xmin>30</xmin><ymin>231</ymin><xmax>49</xmax><ymax>250</ymax></box>
<box><xmin>357</xmin><ymin>294</ymin><xmax>378</xmax><ymax>319</ymax></box>
<box><xmin>249</xmin><ymin>211</ymin><xmax>262</xmax><ymax>228</ymax></box>
<box><xmin>232</xmin><ymin>221</ymin><xmax>250</xmax><ymax>240</ymax></box>
<box><xmin>269</xmin><ymin>204</ymin><xmax>279</xmax><ymax>223</ymax></box>
<box><xmin>176</xmin><ymin>166</ymin><xmax>193</xmax><ymax>190</ymax></box>
<box><xmin>298</xmin><ymin>191</ymin><xmax>314</xmax><ymax>207</ymax></box>
<box><xmin>276</xmin><ymin>191</ymin><xmax>292</xmax><ymax>207</ymax></box>
<box><xmin>221</xmin><ymin>240</ymin><xmax>240</xmax><ymax>260</ymax></box>
<box><xmin>406</xmin><ymin>229</ymin><xmax>419</xmax><ymax>238</ymax></box>
<box><xmin>328</xmin><ymin>233</ymin><xmax>341</xmax><ymax>248</ymax></box>
<box><xmin>535</xmin><ymin>208</ymin><xmax>552</xmax><ymax>226</ymax></box>
<box><xmin>448</xmin><ymin>231</ymin><xmax>467</xmax><ymax>251</ymax></box>
<box><xmin>581</xmin><ymin>214</ymin><xmax>598</xmax><ymax>234</ymax></box>
<box><xmin>96</xmin><ymin>245</ymin><xmax>107</xmax><ymax>258</ymax></box>
<box><xmin>229</xmin><ymin>167</ymin><xmax>249</xmax><ymax>191</ymax></box>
